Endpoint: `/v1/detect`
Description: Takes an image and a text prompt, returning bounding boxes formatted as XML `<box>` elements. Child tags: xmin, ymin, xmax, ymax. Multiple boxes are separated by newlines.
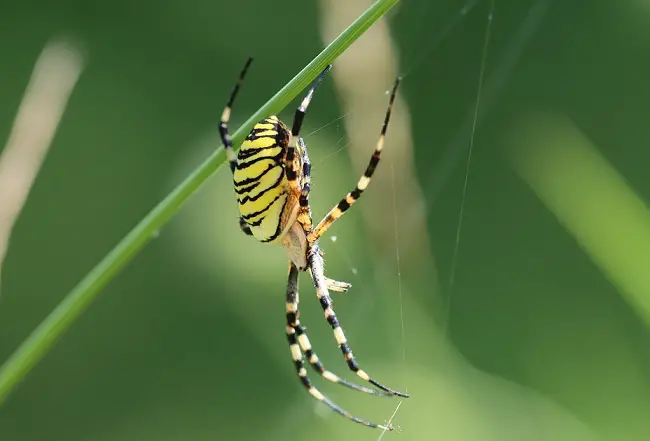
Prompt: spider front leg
<box><xmin>308</xmin><ymin>246</ymin><xmax>408</xmax><ymax>398</ymax></box>
<box><xmin>219</xmin><ymin>57</ymin><xmax>252</xmax><ymax>173</ymax></box>
<box><xmin>307</xmin><ymin>77</ymin><xmax>400</xmax><ymax>245</ymax></box>
<box><xmin>220</xmin><ymin>57</ymin><xmax>255</xmax><ymax>236</ymax></box>
<box><xmin>285</xmin><ymin>263</ymin><xmax>393</xmax><ymax>430</ymax></box>
<box><xmin>285</xmin><ymin>65</ymin><xmax>331</xmax><ymax>198</ymax></box>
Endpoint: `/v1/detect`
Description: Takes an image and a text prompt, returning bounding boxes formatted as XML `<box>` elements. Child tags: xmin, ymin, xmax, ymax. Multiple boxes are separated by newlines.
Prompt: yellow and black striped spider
<box><xmin>219</xmin><ymin>58</ymin><xmax>408</xmax><ymax>430</ymax></box>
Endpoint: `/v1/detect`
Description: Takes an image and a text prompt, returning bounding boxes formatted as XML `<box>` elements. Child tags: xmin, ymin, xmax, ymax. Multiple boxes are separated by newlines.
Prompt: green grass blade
<box><xmin>0</xmin><ymin>0</ymin><xmax>400</xmax><ymax>404</ymax></box>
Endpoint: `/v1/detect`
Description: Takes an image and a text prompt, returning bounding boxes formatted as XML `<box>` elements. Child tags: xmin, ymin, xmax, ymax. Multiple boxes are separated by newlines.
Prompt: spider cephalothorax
<box><xmin>219</xmin><ymin>58</ymin><xmax>407</xmax><ymax>430</ymax></box>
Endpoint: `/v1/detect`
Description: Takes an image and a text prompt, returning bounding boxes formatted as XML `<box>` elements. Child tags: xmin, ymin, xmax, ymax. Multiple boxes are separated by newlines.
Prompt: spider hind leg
<box><xmin>309</xmin><ymin>247</ymin><xmax>409</xmax><ymax>398</ymax></box>
<box><xmin>285</xmin><ymin>263</ymin><xmax>394</xmax><ymax>430</ymax></box>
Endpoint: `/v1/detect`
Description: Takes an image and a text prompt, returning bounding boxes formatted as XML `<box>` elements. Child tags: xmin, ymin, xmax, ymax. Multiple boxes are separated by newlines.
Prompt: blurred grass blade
<box><xmin>509</xmin><ymin>113</ymin><xmax>650</xmax><ymax>326</ymax></box>
<box><xmin>0</xmin><ymin>0</ymin><xmax>400</xmax><ymax>404</ymax></box>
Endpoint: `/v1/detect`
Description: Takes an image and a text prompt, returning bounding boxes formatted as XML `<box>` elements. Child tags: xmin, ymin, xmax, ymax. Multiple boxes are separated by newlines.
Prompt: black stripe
<box><xmin>235</xmin><ymin>150</ymin><xmax>283</xmax><ymax>170</ymax></box>
<box><xmin>246</xmin><ymin>125</ymin><xmax>279</xmax><ymax>139</ymax></box>
<box><xmin>286</xmin><ymin>312</ymin><xmax>297</xmax><ymax>326</ymax></box>
<box><xmin>346</xmin><ymin>358</ymin><xmax>359</xmax><ymax>372</ymax></box>
<box><xmin>299</xmin><ymin>375</ymin><xmax>311</xmax><ymax>388</ymax></box>
<box><xmin>236</xmin><ymin>147</ymin><xmax>282</xmax><ymax>163</ymax></box>
<box><xmin>233</xmin><ymin>162</ymin><xmax>278</xmax><ymax>187</ymax></box>
<box><xmin>241</xmin><ymin>193</ymin><xmax>283</xmax><ymax>220</ymax></box>
<box><xmin>260</xmin><ymin>196</ymin><xmax>289</xmax><ymax>242</ymax></box>
<box><xmin>299</xmin><ymin>193</ymin><xmax>310</xmax><ymax>207</ymax></box>
<box><xmin>220</xmin><ymin>123</ymin><xmax>231</xmax><ymax>141</ymax></box>
<box><xmin>365</xmin><ymin>152</ymin><xmax>381</xmax><ymax>176</ymax></box>
<box><xmin>237</xmin><ymin>143</ymin><xmax>280</xmax><ymax>160</ymax></box>
<box><xmin>286</xmin><ymin>146</ymin><xmax>295</xmax><ymax>161</ymax></box>
<box><xmin>346</xmin><ymin>360</ymin><xmax>360</xmax><ymax>372</ymax></box>
<box><xmin>337</xmin><ymin>198</ymin><xmax>351</xmax><ymax>212</ymax></box>
<box><xmin>319</xmin><ymin>296</ymin><xmax>330</xmax><ymax>310</ymax></box>
<box><xmin>237</xmin><ymin>168</ymin><xmax>285</xmax><ymax>204</ymax></box>
<box><xmin>350</xmin><ymin>187</ymin><xmax>362</xmax><ymax>200</ymax></box>
<box><xmin>326</xmin><ymin>315</ymin><xmax>340</xmax><ymax>328</ymax></box>
<box><xmin>234</xmin><ymin>180</ymin><xmax>259</xmax><ymax>195</ymax></box>
<box><xmin>285</xmin><ymin>147</ymin><xmax>297</xmax><ymax>180</ymax></box>
<box><xmin>248</xmin><ymin>218</ymin><xmax>263</xmax><ymax>227</ymax></box>
<box><xmin>292</xmin><ymin>112</ymin><xmax>305</xmax><ymax>136</ymax></box>
<box><xmin>226</xmin><ymin>57</ymin><xmax>252</xmax><ymax>108</ymax></box>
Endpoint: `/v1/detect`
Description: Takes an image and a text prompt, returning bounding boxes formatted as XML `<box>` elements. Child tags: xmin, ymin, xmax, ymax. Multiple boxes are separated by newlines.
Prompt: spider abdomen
<box><xmin>234</xmin><ymin>116</ymin><xmax>297</xmax><ymax>243</ymax></box>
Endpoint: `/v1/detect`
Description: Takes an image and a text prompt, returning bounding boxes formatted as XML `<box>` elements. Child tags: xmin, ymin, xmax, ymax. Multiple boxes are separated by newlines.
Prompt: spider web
<box><xmin>375</xmin><ymin>2</ymin><xmax>495</xmax><ymax>435</ymax></box>
<box><xmin>309</xmin><ymin>0</ymin><xmax>497</xmax><ymax>436</ymax></box>
<box><xmin>444</xmin><ymin>0</ymin><xmax>495</xmax><ymax>349</ymax></box>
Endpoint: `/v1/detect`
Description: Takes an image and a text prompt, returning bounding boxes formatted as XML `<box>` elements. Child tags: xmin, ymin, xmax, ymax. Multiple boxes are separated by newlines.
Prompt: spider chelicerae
<box><xmin>219</xmin><ymin>58</ymin><xmax>408</xmax><ymax>430</ymax></box>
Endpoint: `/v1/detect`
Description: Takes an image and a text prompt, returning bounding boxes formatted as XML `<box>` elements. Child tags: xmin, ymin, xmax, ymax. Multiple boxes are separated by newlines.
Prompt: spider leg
<box><xmin>308</xmin><ymin>246</ymin><xmax>409</xmax><ymax>398</ymax></box>
<box><xmin>220</xmin><ymin>57</ymin><xmax>255</xmax><ymax>235</ymax></box>
<box><xmin>285</xmin><ymin>263</ymin><xmax>393</xmax><ymax>430</ymax></box>
<box><xmin>285</xmin><ymin>65</ymin><xmax>331</xmax><ymax>193</ymax></box>
<box><xmin>286</xmin><ymin>263</ymin><xmax>391</xmax><ymax>397</ymax></box>
<box><xmin>220</xmin><ymin>57</ymin><xmax>253</xmax><ymax>174</ymax></box>
<box><xmin>307</xmin><ymin>78</ymin><xmax>400</xmax><ymax>244</ymax></box>
<box><xmin>293</xmin><ymin>144</ymin><xmax>349</xmax><ymax>293</ymax></box>
<box><xmin>296</xmin><ymin>137</ymin><xmax>313</xmax><ymax>234</ymax></box>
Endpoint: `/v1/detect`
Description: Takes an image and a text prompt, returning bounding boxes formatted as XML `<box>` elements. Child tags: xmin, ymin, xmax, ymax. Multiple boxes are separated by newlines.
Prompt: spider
<box><xmin>219</xmin><ymin>58</ymin><xmax>408</xmax><ymax>430</ymax></box>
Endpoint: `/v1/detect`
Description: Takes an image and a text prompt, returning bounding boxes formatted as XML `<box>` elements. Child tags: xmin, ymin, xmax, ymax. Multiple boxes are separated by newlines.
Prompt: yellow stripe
<box><xmin>234</xmin><ymin>158</ymin><xmax>277</xmax><ymax>179</ymax></box>
<box><xmin>333</xmin><ymin>327</ymin><xmax>347</xmax><ymax>345</ymax></box>
<box><xmin>357</xmin><ymin>369</ymin><xmax>370</xmax><ymax>381</ymax></box>
<box><xmin>309</xmin><ymin>388</ymin><xmax>325</xmax><ymax>400</ymax></box>
<box><xmin>239</xmin><ymin>167</ymin><xmax>282</xmax><ymax>200</ymax></box>
<box><xmin>297</xmin><ymin>333</ymin><xmax>311</xmax><ymax>350</ymax></box>
<box><xmin>254</xmin><ymin>123</ymin><xmax>274</xmax><ymax>130</ymax></box>
<box><xmin>241</xmin><ymin>137</ymin><xmax>277</xmax><ymax>150</ymax></box>
<box><xmin>254</xmin><ymin>130</ymin><xmax>277</xmax><ymax>137</ymax></box>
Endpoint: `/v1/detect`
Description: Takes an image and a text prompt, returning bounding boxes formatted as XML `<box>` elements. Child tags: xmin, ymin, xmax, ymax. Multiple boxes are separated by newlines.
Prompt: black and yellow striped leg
<box><xmin>287</xmin><ymin>264</ymin><xmax>389</xmax><ymax>396</ymax></box>
<box><xmin>290</xmin><ymin>65</ymin><xmax>332</xmax><ymax>140</ymax></box>
<box><xmin>286</xmin><ymin>65</ymin><xmax>332</xmax><ymax>193</ymax></box>
<box><xmin>296</xmin><ymin>140</ymin><xmax>350</xmax><ymax>292</ymax></box>
<box><xmin>307</xmin><ymin>77</ymin><xmax>401</xmax><ymax>245</ymax></box>
<box><xmin>220</xmin><ymin>57</ymin><xmax>255</xmax><ymax>236</ymax></box>
<box><xmin>285</xmin><ymin>263</ymin><xmax>393</xmax><ymax>430</ymax></box>
<box><xmin>308</xmin><ymin>246</ymin><xmax>409</xmax><ymax>399</ymax></box>
<box><xmin>297</xmin><ymin>137</ymin><xmax>313</xmax><ymax>234</ymax></box>
<box><xmin>220</xmin><ymin>57</ymin><xmax>253</xmax><ymax>173</ymax></box>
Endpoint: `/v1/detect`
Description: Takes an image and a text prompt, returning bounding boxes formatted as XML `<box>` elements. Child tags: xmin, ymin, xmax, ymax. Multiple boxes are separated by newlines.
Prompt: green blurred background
<box><xmin>1</xmin><ymin>0</ymin><xmax>650</xmax><ymax>440</ymax></box>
